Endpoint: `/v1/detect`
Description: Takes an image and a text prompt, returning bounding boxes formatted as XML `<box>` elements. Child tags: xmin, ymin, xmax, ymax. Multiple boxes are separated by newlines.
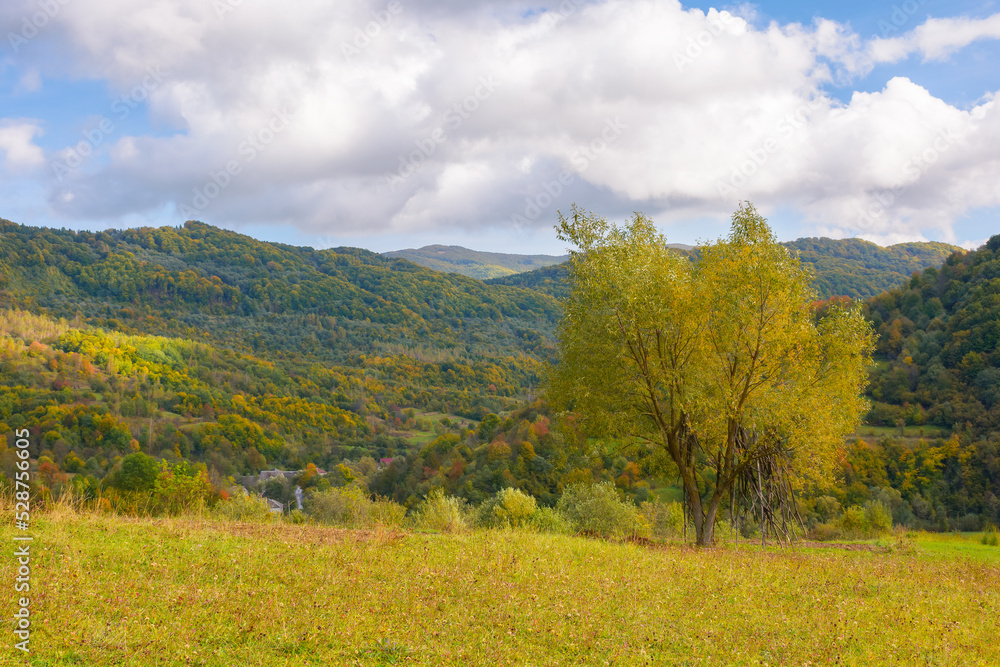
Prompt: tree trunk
<box><xmin>696</xmin><ymin>495</ymin><xmax>722</xmax><ymax>546</ymax></box>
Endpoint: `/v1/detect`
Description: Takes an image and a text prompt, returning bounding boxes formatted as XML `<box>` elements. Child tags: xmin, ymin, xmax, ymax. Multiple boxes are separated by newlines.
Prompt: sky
<box><xmin>1</xmin><ymin>0</ymin><xmax>999</xmax><ymax>255</ymax></box>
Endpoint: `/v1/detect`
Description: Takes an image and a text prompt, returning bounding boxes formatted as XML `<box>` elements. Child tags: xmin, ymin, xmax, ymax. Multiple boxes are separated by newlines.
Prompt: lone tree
<box><xmin>550</xmin><ymin>203</ymin><xmax>873</xmax><ymax>546</ymax></box>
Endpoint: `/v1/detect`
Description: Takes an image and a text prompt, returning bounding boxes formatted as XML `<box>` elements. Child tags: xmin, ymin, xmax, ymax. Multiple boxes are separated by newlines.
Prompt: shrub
<box><xmin>556</xmin><ymin>482</ymin><xmax>649</xmax><ymax>540</ymax></box>
<box><xmin>808</xmin><ymin>522</ymin><xmax>843</xmax><ymax>541</ymax></box>
<box><xmin>640</xmin><ymin>499</ymin><xmax>685</xmax><ymax>539</ymax></box>
<box><xmin>309</xmin><ymin>486</ymin><xmax>407</xmax><ymax>529</ymax></box>
<box><xmin>813</xmin><ymin>495</ymin><xmax>842</xmax><ymax>523</ymax></box>
<box><xmin>212</xmin><ymin>493</ymin><xmax>273</xmax><ymax>523</ymax></box>
<box><xmin>476</xmin><ymin>487</ymin><xmax>537</xmax><ymax>529</ymax></box>
<box><xmin>839</xmin><ymin>505</ymin><xmax>869</xmax><ymax>538</ymax></box>
<box><xmin>309</xmin><ymin>486</ymin><xmax>372</xmax><ymax>528</ymax></box>
<box><xmin>528</xmin><ymin>506</ymin><xmax>573</xmax><ymax>534</ymax></box>
<box><xmin>415</xmin><ymin>488</ymin><xmax>468</xmax><ymax>533</ymax></box>
<box><xmin>369</xmin><ymin>498</ymin><xmax>407</xmax><ymax>528</ymax></box>
<box><xmin>865</xmin><ymin>500</ymin><xmax>893</xmax><ymax>534</ymax></box>
<box><xmin>981</xmin><ymin>526</ymin><xmax>999</xmax><ymax>547</ymax></box>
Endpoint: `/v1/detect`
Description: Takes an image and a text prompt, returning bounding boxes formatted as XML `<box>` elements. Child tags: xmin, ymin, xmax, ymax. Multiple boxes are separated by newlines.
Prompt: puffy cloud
<box><xmin>2</xmin><ymin>0</ymin><xmax>999</xmax><ymax>246</ymax></box>
<box><xmin>0</xmin><ymin>121</ymin><xmax>45</xmax><ymax>171</ymax></box>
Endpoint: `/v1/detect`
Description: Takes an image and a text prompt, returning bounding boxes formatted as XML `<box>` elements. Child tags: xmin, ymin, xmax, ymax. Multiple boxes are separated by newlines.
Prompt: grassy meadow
<box><xmin>3</xmin><ymin>506</ymin><xmax>999</xmax><ymax>667</ymax></box>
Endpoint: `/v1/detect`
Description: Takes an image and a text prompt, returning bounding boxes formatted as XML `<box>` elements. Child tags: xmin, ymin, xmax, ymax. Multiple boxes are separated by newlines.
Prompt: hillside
<box><xmin>384</xmin><ymin>245</ymin><xmax>568</xmax><ymax>279</ymax></box>
<box><xmin>0</xmin><ymin>219</ymin><xmax>560</xmax><ymax>364</ymax></box>
<box><xmin>0</xmin><ymin>218</ymin><xmax>565</xmax><ymax>487</ymax></box>
<box><xmin>785</xmin><ymin>237</ymin><xmax>963</xmax><ymax>299</ymax></box>
<box><xmin>865</xmin><ymin>235</ymin><xmax>1000</xmax><ymax>435</ymax></box>
<box><xmin>487</xmin><ymin>237</ymin><xmax>962</xmax><ymax>300</ymax></box>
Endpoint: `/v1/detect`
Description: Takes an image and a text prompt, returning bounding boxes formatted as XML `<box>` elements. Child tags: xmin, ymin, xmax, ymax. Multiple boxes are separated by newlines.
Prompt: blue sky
<box><xmin>1</xmin><ymin>0</ymin><xmax>999</xmax><ymax>255</ymax></box>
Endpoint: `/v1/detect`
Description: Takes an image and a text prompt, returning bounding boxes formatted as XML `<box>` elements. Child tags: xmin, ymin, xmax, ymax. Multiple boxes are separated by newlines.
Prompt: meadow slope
<box><xmin>3</xmin><ymin>509</ymin><xmax>998</xmax><ymax>666</ymax></box>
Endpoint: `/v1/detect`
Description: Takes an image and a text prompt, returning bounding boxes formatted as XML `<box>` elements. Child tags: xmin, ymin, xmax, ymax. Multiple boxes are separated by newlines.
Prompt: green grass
<box><xmin>911</xmin><ymin>531</ymin><xmax>1000</xmax><ymax>563</ymax></box>
<box><xmin>3</xmin><ymin>508</ymin><xmax>999</xmax><ymax>666</ymax></box>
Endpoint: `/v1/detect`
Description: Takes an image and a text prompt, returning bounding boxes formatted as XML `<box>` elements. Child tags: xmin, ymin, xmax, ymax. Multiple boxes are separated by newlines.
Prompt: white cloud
<box><xmin>870</xmin><ymin>13</ymin><xmax>1000</xmax><ymax>63</ymax></box>
<box><xmin>0</xmin><ymin>120</ymin><xmax>45</xmax><ymax>171</ymax></box>
<box><xmin>2</xmin><ymin>0</ymin><xmax>999</xmax><ymax>246</ymax></box>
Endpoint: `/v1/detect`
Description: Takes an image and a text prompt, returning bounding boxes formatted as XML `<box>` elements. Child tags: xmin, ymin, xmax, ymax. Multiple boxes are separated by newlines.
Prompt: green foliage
<box><xmin>307</xmin><ymin>486</ymin><xmax>407</xmax><ymax>529</ymax></box>
<box><xmin>152</xmin><ymin>461</ymin><xmax>213</xmax><ymax>515</ymax></box>
<box><xmin>784</xmin><ymin>237</ymin><xmax>960</xmax><ymax>299</ymax></box>
<box><xmin>556</xmin><ymin>482</ymin><xmax>648</xmax><ymax>540</ymax></box>
<box><xmin>111</xmin><ymin>452</ymin><xmax>159</xmax><ymax>492</ymax></box>
<box><xmin>414</xmin><ymin>488</ymin><xmax>468</xmax><ymax>533</ymax></box>
<box><xmin>476</xmin><ymin>487</ymin><xmax>538</xmax><ymax>528</ymax></box>
<box><xmin>640</xmin><ymin>499</ymin><xmax>686</xmax><ymax>539</ymax></box>
<box><xmin>213</xmin><ymin>493</ymin><xmax>274</xmax><ymax>523</ymax></box>
<box><xmin>551</xmin><ymin>203</ymin><xmax>873</xmax><ymax>544</ymax></box>
<box><xmin>477</xmin><ymin>413</ymin><xmax>500</xmax><ymax>442</ymax></box>
<box><xmin>527</xmin><ymin>506</ymin><xmax>573</xmax><ymax>534</ymax></box>
<box><xmin>982</xmin><ymin>526</ymin><xmax>999</xmax><ymax>547</ymax></box>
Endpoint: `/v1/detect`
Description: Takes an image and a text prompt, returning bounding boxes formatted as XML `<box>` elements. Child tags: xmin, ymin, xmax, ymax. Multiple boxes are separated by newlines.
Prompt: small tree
<box><xmin>111</xmin><ymin>452</ymin><xmax>159</xmax><ymax>493</ymax></box>
<box><xmin>551</xmin><ymin>203</ymin><xmax>873</xmax><ymax>545</ymax></box>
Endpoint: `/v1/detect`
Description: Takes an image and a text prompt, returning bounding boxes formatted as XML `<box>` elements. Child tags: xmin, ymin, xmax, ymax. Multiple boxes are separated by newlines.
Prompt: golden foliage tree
<box><xmin>551</xmin><ymin>203</ymin><xmax>873</xmax><ymax>545</ymax></box>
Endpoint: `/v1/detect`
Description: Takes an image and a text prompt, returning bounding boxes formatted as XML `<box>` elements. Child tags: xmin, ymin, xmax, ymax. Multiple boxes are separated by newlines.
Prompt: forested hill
<box><xmin>865</xmin><ymin>235</ymin><xmax>1000</xmax><ymax>437</ymax></box>
<box><xmin>785</xmin><ymin>237</ymin><xmax>962</xmax><ymax>299</ymax></box>
<box><xmin>384</xmin><ymin>245</ymin><xmax>568</xmax><ymax>280</ymax></box>
<box><xmin>487</xmin><ymin>237</ymin><xmax>962</xmax><ymax>300</ymax></box>
<box><xmin>0</xmin><ymin>219</ymin><xmax>559</xmax><ymax>364</ymax></box>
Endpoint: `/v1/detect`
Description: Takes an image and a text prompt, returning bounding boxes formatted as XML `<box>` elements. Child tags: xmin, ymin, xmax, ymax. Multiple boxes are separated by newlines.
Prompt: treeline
<box><xmin>486</xmin><ymin>237</ymin><xmax>959</xmax><ymax>301</ymax></box>
<box><xmin>824</xmin><ymin>434</ymin><xmax>1000</xmax><ymax>532</ymax></box>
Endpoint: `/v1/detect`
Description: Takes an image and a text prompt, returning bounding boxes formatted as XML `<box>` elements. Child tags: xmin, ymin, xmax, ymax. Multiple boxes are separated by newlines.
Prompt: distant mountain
<box><xmin>384</xmin><ymin>245</ymin><xmax>568</xmax><ymax>280</ymax></box>
<box><xmin>488</xmin><ymin>238</ymin><xmax>963</xmax><ymax>301</ymax></box>
<box><xmin>784</xmin><ymin>237</ymin><xmax>963</xmax><ymax>300</ymax></box>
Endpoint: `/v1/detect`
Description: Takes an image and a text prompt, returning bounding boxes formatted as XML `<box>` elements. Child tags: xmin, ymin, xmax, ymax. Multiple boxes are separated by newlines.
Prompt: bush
<box><xmin>808</xmin><ymin>522</ymin><xmax>843</xmax><ymax>541</ymax></box>
<box><xmin>476</xmin><ymin>487</ymin><xmax>537</xmax><ymax>529</ymax></box>
<box><xmin>834</xmin><ymin>501</ymin><xmax>892</xmax><ymax>539</ymax></box>
<box><xmin>528</xmin><ymin>506</ymin><xmax>573</xmax><ymax>534</ymax></box>
<box><xmin>308</xmin><ymin>486</ymin><xmax>406</xmax><ymax>529</ymax></box>
<box><xmin>981</xmin><ymin>526</ymin><xmax>999</xmax><ymax>547</ymax></box>
<box><xmin>836</xmin><ymin>504</ymin><xmax>866</xmax><ymax>538</ymax></box>
<box><xmin>865</xmin><ymin>500</ymin><xmax>893</xmax><ymax>534</ymax></box>
<box><xmin>556</xmin><ymin>482</ymin><xmax>649</xmax><ymax>540</ymax></box>
<box><xmin>415</xmin><ymin>488</ymin><xmax>468</xmax><ymax>533</ymax></box>
<box><xmin>369</xmin><ymin>498</ymin><xmax>407</xmax><ymax>528</ymax></box>
<box><xmin>212</xmin><ymin>493</ymin><xmax>273</xmax><ymax>523</ymax></box>
<box><xmin>639</xmin><ymin>499</ymin><xmax>685</xmax><ymax>539</ymax></box>
<box><xmin>318</xmin><ymin>485</ymin><xmax>372</xmax><ymax>527</ymax></box>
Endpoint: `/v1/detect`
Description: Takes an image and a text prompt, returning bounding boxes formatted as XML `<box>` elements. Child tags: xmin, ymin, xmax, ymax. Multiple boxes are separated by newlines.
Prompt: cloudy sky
<box><xmin>1</xmin><ymin>0</ymin><xmax>999</xmax><ymax>254</ymax></box>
